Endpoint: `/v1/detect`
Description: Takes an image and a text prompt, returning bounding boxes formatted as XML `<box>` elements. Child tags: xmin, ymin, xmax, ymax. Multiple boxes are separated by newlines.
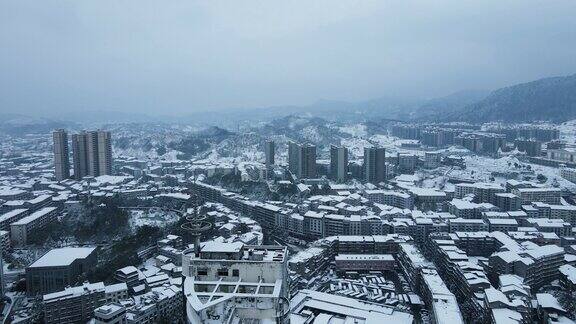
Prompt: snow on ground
<box><xmin>129</xmin><ymin>209</ymin><xmax>180</xmax><ymax>229</ymax></box>
<box><xmin>342</xmin><ymin>134</ymin><xmax>427</xmax><ymax>159</ymax></box>
<box><xmin>448</xmin><ymin>155</ymin><xmax>521</xmax><ymax>184</ymax></box>
<box><xmin>445</xmin><ymin>154</ymin><xmax>576</xmax><ymax>190</ymax></box>
<box><xmin>287</xmin><ymin>116</ymin><xmax>313</xmax><ymax>129</ymax></box>
<box><xmin>339</xmin><ymin>124</ymin><xmax>367</xmax><ymax>138</ymax></box>
<box><xmin>529</xmin><ymin>161</ymin><xmax>576</xmax><ymax>190</ymax></box>
<box><xmin>559</xmin><ymin>120</ymin><xmax>576</xmax><ymax>144</ymax></box>
<box><xmin>114</xmin><ymin>147</ymin><xmax>181</xmax><ymax>161</ymax></box>
<box><xmin>301</xmin><ymin>126</ymin><xmax>323</xmax><ymax>143</ymax></box>
<box><xmin>340</xmin><ymin>137</ymin><xmax>372</xmax><ymax>158</ymax></box>
<box><xmin>369</xmin><ymin>135</ymin><xmax>425</xmax><ymax>156</ymax></box>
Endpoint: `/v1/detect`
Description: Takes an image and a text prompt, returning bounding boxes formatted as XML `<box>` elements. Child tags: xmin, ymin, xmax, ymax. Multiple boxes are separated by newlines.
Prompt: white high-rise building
<box><xmin>52</xmin><ymin>129</ymin><xmax>70</xmax><ymax>181</ymax></box>
<box><xmin>182</xmin><ymin>242</ymin><xmax>289</xmax><ymax>323</ymax></box>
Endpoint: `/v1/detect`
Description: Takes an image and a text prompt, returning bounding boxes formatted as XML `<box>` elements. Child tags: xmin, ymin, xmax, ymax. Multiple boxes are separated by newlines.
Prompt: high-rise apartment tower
<box><xmin>330</xmin><ymin>145</ymin><xmax>349</xmax><ymax>182</ymax></box>
<box><xmin>364</xmin><ymin>147</ymin><xmax>386</xmax><ymax>184</ymax></box>
<box><xmin>52</xmin><ymin>129</ymin><xmax>70</xmax><ymax>181</ymax></box>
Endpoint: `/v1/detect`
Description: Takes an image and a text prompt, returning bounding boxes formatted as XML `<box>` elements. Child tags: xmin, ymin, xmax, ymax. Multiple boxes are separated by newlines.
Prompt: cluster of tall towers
<box><xmin>264</xmin><ymin>140</ymin><xmax>386</xmax><ymax>183</ymax></box>
<box><xmin>52</xmin><ymin>129</ymin><xmax>113</xmax><ymax>181</ymax></box>
<box><xmin>288</xmin><ymin>141</ymin><xmax>317</xmax><ymax>179</ymax></box>
<box><xmin>329</xmin><ymin>145</ymin><xmax>386</xmax><ymax>183</ymax></box>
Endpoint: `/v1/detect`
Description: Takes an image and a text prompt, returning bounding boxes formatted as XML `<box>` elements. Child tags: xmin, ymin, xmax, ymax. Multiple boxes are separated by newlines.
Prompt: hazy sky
<box><xmin>1</xmin><ymin>0</ymin><xmax>575</xmax><ymax>117</ymax></box>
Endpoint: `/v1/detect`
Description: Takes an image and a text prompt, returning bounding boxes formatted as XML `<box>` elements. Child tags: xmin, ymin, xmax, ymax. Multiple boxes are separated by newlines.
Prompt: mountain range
<box><xmin>443</xmin><ymin>74</ymin><xmax>576</xmax><ymax>123</ymax></box>
<box><xmin>2</xmin><ymin>73</ymin><xmax>576</xmax><ymax>132</ymax></box>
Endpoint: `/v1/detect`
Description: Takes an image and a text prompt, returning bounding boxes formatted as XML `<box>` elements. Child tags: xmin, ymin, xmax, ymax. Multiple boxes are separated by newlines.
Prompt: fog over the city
<box><xmin>1</xmin><ymin>0</ymin><xmax>575</xmax><ymax>117</ymax></box>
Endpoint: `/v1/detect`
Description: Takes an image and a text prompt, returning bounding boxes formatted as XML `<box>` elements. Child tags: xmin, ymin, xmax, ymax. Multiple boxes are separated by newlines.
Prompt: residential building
<box><xmin>114</xmin><ymin>266</ymin><xmax>140</xmax><ymax>288</ymax></box>
<box><xmin>396</xmin><ymin>153</ymin><xmax>418</xmax><ymax>173</ymax></box>
<box><xmin>96</xmin><ymin>130</ymin><xmax>113</xmax><ymax>176</ymax></box>
<box><xmin>515</xmin><ymin>138</ymin><xmax>542</xmax><ymax>157</ymax></box>
<box><xmin>408</xmin><ymin>187</ymin><xmax>447</xmax><ymax>211</ymax></box>
<box><xmin>10</xmin><ymin>206</ymin><xmax>58</xmax><ymax>246</ymax></box>
<box><xmin>264</xmin><ymin>140</ymin><xmax>275</xmax><ymax>170</ymax></box>
<box><xmin>288</xmin><ymin>141</ymin><xmax>316</xmax><ymax>179</ymax></box>
<box><xmin>448</xmin><ymin>199</ymin><xmax>497</xmax><ymax>219</ymax></box>
<box><xmin>494</xmin><ymin>193</ymin><xmax>522</xmax><ymax>211</ymax></box>
<box><xmin>449</xmin><ymin>218</ymin><xmax>489</xmax><ymax>233</ymax></box>
<box><xmin>126</xmin><ymin>285</ymin><xmax>182</xmax><ymax>324</ymax></box>
<box><xmin>512</xmin><ymin>187</ymin><xmax>562</xmax><ymax>205</ymax></box>
<box><xmin>547</xmin><ymin>149</ymin><xmax>576</xmax><ymax>163</ymax></box>
<box><xmin>486</xmin><ymin>218</ymin><xmax>519</xmax><ymax>233</ymax></box>
<box><xmin>288</xmin><ymin>141</ymin><xmax>299</xmax><ymax>175</ymax></box>
<box><xmin>364</xmin><ymin>190</ymin><xmax>414</xmax><ymax>209</ymax></box>
<box><xmin>330</xmin><ymin>145</ymin><xmax>348</xmax><ymax>182</ymax></box>
<box><xmin>74</xmin><ymin>130</ymin><xmax>113</xmax><ymax>179</ymax></box>
<box><xmin>424</xmin><ymin>151</ymin><xmax>442</xmax><ymax>169</ymax></box>
<box><xmin>559</xmin><ymin>264</ymin><xmax>576</xmax><ymax>291</ymax></box>
<box><xmin>489</xmin><ymin>244</ymin><xmax>565</xmax><ymax>290</ymax></box>
<box><xmin>26</xmin><ymin>247</ymin><xmax>97</xmax><ymax>295</ymax></box>
<box><xmin>455</xmin><ymin>182</ymin><xmax>504</xmax><ymax>204</ymax></box>
<box><xmin>72</xmin><ymin>132</ymin><xmax>89</xmax><ymax>180</ymax></box>
<box><xmin>364</xmin><ymin>147</ymin><xmax>386</xmax><ymax>183</ymax></box>
<box><xmin>43</xmin><ymin>282</ymin><xmax>126</xmax><ymax>324</ymax></box>
<box><xmin>94</xmin><ymin>304</ymin><xmax>127</xmax><ymax>324</ymax></box>
<box><xmin>0</xmin><ymin>208</ymin><xmax>28</xmax><ymax>231</ymax></box>
<box><xmin>560</xmin><ymin>168</ymin><xmax>576</xmax><ymax>184</ymax></box>
<box><xmin>53</xmin><ymin>129</ymin><xmax>70</xmax><ymax>181</ymax></box>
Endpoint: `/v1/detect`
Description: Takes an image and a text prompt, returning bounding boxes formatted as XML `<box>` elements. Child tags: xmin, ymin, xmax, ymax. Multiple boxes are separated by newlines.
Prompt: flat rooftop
<box><xmin>29</xmin><ymin>247</ymin><xmax>96</xmax><ymax>268</ymax></box>
<box><xmin>0</xmin><ymin>208</ymin><xmax>28</xmax><ymax>223</ymax></box>
<box><xmin>185</xmin><ymin>242</ymin><xmax>287</xmax><ymax>263</ymax></box>
<box><xmin>290</xmin><ymin>289</ymin><xmax>413</xmax><ymax>324</ymax></box>
<box><xmin>11</xmin><ymin>206</ymin><xmax>57</xmax><ymax>226</ymax></box>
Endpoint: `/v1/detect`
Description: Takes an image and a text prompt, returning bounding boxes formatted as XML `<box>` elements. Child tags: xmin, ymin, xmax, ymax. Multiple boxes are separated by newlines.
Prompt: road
<box><xmin>2</xmin><ymin>292</ymin><xmax>25</xmax><ymax>324</ymax></box>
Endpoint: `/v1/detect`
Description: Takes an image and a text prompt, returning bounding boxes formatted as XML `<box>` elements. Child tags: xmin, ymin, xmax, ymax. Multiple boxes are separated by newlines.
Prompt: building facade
<box><xmin>73</xmin><ymin>130</ymin><xmax>113</xmax><ymax>179</ymax></box>
<box><xmin>183</xmin><ymin>242</ymin><xmax>289</xmax><ymax>323</ymax></box>
<box><xmin>53</xmin><ymin>129</ymin><xmax>71</xmax><ymax>181</ymax></box>
<box><xmin>364</xmin><ymin>147</ymin><xmax>386</xmax><ymax>184</ymax></box>
<box><xmin>330</xmin><ymin>145</ymin><xmax>348</xmax><ymax>182</ymax></box>
<box><xmin>26</xmin><ymin>247</ymin><xmax>97</xmax><ymax>296</ymax></box>
<box><xmin>264</xmin><ymin>140</ymin><xmax>275</xmax><ymax>170</ymax></box>
<box><xmin>72</xmin><ymin>132</ymin><xmax>89</xmax><ymax>180</ymax></box>
<box><xmin>288</xmin><ymin>141</ymin><xmax>316</xmax><ymax>179</ymax></box>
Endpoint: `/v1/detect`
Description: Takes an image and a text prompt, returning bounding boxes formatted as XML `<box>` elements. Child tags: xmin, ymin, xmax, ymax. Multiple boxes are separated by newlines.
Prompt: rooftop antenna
<box><xmin>180</xmin><ymin>191</ymin><xmax>211</xmax><ymax>324</ymax></box>
<box><xmin>181</xmin><ymin>206</ymin><xmax>212</xmax><ymax>257</ymax></box>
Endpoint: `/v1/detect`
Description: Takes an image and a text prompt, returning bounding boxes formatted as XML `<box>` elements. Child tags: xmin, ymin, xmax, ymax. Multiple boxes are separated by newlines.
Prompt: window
<box><xmin>217</xmin><ymin>268</ymin><xmax>229</xmax><ymax>276</ymax></box>
<box><xmin>197</xmin><ymin>268</ymin><xmax>208</xmax><ymax>276</ymax></box>
<box><xmin>232</xmin><ymin>269</ymin><xmax>239</xmax><ymax>277</ymax></box>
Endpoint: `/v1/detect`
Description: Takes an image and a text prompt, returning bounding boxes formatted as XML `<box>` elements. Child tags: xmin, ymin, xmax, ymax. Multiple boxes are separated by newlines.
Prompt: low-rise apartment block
<box><xmin>11</xmin><ymin>207</ymin><xmax>58</xmax><ymax>246</ymax></box>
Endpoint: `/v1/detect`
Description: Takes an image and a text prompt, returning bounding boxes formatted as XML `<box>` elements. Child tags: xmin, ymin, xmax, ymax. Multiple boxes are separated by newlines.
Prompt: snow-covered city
<box><xmin>2</xmin><ymin>116</ymin><xmax>576</xmax><ymax>323</ymax></box>
<box><xmin>2</xmin><ymin>1</ymin><xmax>576</xmax><ymax>323</ymax></box>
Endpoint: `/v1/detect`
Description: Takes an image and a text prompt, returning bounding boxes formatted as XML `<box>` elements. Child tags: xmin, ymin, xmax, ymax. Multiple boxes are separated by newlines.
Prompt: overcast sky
<box><xmin>1</xmin><ymin>0</ymin><xmax>575</xmax><ymax>117</ymax></box>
